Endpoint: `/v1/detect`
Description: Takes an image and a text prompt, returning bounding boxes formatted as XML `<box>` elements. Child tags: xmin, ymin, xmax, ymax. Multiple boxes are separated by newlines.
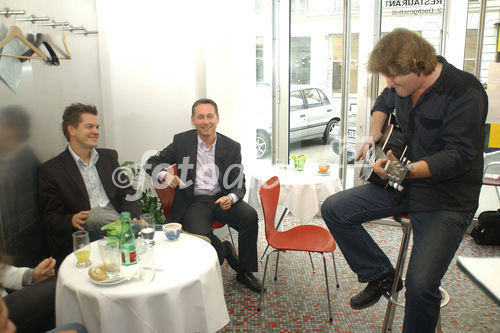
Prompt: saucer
<box><xmin>89</xmin><ymin>264</ymin><xmax>139</xmax><ymax>286</ymax></box>
<box><xmin>90</xmin><ymin>275</ymin><xmax>128</xmax><ymax>286</ymax></box>
<box><xmin>317</xmin><ymin>170</ymin><xmax>330</xmax><ymax>176</ymax></box>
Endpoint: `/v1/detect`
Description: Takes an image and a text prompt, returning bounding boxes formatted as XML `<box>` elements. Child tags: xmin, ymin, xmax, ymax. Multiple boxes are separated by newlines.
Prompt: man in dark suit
<box><xmin>146</xmin><ymin>98</ymin><xmax>262</xmax><ymax>292</ymax></box>
<box><xmin>38</xmin><ymin>103</ymin><xmax>140</xmax><ymax>264</ymax></box>
<box><xmin>0</xmin><ymin>106</ymin><xmax>48</xmax><ymax>267</ymax></box>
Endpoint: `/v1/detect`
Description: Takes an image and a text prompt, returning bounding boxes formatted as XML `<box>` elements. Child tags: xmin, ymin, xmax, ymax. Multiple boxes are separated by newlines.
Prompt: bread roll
<box><xmin>88</xmin><ymin>264</ymin><xmax>106</xmax><ymax>281</ymax></box>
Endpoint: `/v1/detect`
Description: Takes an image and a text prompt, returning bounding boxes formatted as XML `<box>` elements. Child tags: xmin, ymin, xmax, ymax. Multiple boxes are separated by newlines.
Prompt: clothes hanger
<box><xmin>61</xmin><ymin>32</ymin><xmax>71</xmax><ymax>60</ymax></box>
<box><xmin>0</xmin><ymin>25</ymin><xmax>48</xmax><ymax>61</ymax></box>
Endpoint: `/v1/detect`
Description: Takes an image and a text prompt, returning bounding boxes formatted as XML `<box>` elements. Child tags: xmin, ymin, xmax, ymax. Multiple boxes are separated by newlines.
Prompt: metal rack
<box><xmin>0</xmin><ymin>8</ymin><xmax>98</xmax><ymax>36</ymax></box>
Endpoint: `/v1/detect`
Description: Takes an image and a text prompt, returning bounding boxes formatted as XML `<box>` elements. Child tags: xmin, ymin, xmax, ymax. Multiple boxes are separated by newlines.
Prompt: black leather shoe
<box><xmin>236</xmin><ymin>271</ymin><xmax>263</xmax><ymax>293</ymax></box>
<box><xmin>350</xmin><ymin>272</ymin><xmax>403</xmax><ymax>310</ymax></box>
<box><xmin>223</xmin><ymin>241</ymin><xmax>239</xmax><ymax>271</ymax></box>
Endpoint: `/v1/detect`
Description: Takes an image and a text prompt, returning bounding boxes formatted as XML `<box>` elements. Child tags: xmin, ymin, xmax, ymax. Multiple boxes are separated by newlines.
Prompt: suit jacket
<box><xmin>38</xmin><ymin>148</ymin><xmax>141</xmax><ymax>262</ymax></box>
<box><xmin>147</xmin><ymin>130</ymin><xmax>246</xmax><ymax>223</ymax></box>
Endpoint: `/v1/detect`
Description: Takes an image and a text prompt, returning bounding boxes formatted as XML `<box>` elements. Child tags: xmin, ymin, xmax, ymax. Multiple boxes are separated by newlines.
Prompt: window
<box><xmin>330</xmin><ymin>33</ymin><xmax>359</xmax><ymax>95</ymax></box>
<box><xmin>303</xmin><ymin>88</ymin><xmax>322</xmax><ymax>108</ymax></box>
<box><xmin>290</xmin><ymin>90</ymin><xmax>305</xmax><ymax>111</ymax></box>
<box><xmin>256</xmin><ymin>36</ymin><xmax>264</xmax><ymax>83</ymax></box>
<box><xmin>291</xmin><ymin>37</ymin><xmax>311</xmax><ymax>85</ymax></box>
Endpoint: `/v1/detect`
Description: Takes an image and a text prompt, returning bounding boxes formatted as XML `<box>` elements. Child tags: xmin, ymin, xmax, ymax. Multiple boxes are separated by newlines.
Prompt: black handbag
<box><xmin>471</xmin><ymin>209</ymin><xmax>500</xmax><ymax>245</ymax></box>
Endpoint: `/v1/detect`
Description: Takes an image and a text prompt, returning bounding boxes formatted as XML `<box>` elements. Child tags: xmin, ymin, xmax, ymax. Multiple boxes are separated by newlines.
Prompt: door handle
<box><xmin>300</xmin><ymin>114</ymin><xmax>306</xmax><ymax>118</ymax></box>
<box><xmin>327</xmin><ymin>109</ymin><xmax>332</xmax><ymax>112</ymax></box>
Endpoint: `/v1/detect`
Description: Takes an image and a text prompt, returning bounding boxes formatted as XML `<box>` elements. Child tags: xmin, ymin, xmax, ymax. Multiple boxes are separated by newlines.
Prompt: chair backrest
<box><xmin>258</xmin><ymin>176</ymin><xmax>280</xmax><ymax>240</ymax></box>
<box><xmin>154</xmin><ymin>164</ymin><xmax>177</xmax><ymax>218</ymax></box>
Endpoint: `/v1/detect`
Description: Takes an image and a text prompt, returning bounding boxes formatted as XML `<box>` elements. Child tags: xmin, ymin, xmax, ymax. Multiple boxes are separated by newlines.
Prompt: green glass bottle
<box><xmin>119</xmin><ymin>211</ymin><xmax>137</xmax><ymax>265</ymax></box>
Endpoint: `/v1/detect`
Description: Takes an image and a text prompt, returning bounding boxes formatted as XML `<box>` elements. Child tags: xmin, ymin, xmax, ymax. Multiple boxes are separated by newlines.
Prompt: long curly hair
<box><xmin>367</xmin><ymin>28</ymin><xmax>437</xmax><ymax>77</ymax></box>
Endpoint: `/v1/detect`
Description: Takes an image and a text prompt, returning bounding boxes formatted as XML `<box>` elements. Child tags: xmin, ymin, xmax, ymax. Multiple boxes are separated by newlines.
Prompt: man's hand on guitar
<box><xmin>356</xmin><ymin>133</ymin><xmax>381</xmax><ymax>161</ymax></box>
<box><xmin>372</xmin><ymin>150</ymin><xmax>397</xmax><ymax>180</ymax></box>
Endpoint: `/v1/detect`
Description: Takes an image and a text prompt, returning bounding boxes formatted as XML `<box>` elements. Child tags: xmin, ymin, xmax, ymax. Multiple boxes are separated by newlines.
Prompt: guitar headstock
<box><xmin>384</xmin><ymin>158</ymin><xmax>409</xmax><ymax>192</ymax></box>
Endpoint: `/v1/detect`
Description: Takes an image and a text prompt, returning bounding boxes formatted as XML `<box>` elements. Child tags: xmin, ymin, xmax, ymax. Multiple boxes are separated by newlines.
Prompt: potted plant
<box><xmin>121</xmin><ymin>161</ymin><xmax>166</xmax><ymax>225</ymax></box>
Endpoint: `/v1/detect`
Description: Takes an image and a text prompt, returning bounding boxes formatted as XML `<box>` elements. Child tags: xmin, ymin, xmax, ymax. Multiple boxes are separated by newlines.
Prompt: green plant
<box><xmin>121</xmin><ymin>161</ymin><xmax>166</xmax><ymax>224</ymax></box>
<box><xmin>139</xmin><ymin>188</ymin><xmax>165</xmax><ymax>224</ymax></box>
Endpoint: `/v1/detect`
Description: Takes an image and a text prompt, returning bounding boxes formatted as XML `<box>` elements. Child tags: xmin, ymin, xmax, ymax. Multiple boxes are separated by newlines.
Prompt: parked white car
<box><xmin>256</xmin><ymin>86</ymin><xmax>341</xmax><ymax>159</ymax></box>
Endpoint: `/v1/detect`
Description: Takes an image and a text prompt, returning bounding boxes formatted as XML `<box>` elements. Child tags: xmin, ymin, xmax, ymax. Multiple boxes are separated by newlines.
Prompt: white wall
<box><xmin>95</xmin><ymin>0</ymin><xmax>256</xmax><ymax>167</ymax></box>
<box><xmin>0</xmin><ymin>0</ymin><xmax>102</xmax><ymax>162</ymax></box>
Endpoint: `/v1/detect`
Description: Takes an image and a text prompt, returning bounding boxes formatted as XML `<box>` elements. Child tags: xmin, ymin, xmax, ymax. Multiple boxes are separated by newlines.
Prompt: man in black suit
<box><xmin>38</xmin><ymin>103</ymin><xmax>140</xmax><ymax>263</ymax></box>
<box><xmin>146</xmin><ymin>98</ymin><xmax>262</xmax><ymax>292</ymax></box>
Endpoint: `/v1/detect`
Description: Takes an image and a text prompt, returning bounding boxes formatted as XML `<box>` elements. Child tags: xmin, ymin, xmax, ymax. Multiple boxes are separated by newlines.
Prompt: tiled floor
<box><xmin>215</xmin><ymin>215</ymin><xmax>499</xmax><ymax>332</ymax></box>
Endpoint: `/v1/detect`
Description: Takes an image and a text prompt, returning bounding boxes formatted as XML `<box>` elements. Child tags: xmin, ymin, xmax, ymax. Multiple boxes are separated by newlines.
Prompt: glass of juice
<box><xmin>73</xmin><ymin>231</ymin><xmax>91</xmax><ymax>268</ymax></box>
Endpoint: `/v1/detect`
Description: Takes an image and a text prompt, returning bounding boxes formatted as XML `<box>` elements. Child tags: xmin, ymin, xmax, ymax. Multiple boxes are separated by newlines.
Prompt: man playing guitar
<box><xmin>321</xmin><ymin>28</ymin><xmax>488</xmax><ymax>333</ymax></box>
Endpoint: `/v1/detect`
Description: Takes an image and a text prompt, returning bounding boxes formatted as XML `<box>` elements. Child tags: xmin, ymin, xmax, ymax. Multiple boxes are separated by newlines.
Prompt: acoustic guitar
<box><xmin>359</xmin><ymin>113</ymin><xmax>409</xmax><ymax>191</ymax></box>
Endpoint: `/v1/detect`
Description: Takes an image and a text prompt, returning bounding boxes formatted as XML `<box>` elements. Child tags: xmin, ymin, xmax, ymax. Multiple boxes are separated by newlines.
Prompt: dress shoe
<box><xmin>236</xmin><ymin>271</ymin><xmax>263</xmax><ymax>293</ymax></box>
<box><xmin>350</xmin><ymin>272</ymin><xmax>403</xmax><ymax>310</ymax></box>
<box><xmin>222</xmin><ymin>241</ymin><xmax>239</xmax><ymax>271</ymax></box>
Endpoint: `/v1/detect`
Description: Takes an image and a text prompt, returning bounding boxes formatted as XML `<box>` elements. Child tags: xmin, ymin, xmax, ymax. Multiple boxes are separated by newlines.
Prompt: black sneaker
<box><xmin>350</xmin><ymin>272</ymin><xmax>403</xmax><ymax>310</ymax></box>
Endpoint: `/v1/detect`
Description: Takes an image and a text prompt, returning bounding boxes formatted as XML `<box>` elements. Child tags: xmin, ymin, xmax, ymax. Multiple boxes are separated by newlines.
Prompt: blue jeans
<box><xmin>321</xmin><ymin>183</ymin><xmax>473</xmax><ymax>333</ymax></box>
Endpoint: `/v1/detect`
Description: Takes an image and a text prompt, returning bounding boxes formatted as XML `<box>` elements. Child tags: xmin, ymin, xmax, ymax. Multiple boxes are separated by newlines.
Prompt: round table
<box><xmin>56</xmin><ymin>232</ymin><xmax>229</xmax><ymax>333</ymax></box>
<box><xmin>248</xmin><ymin>162</ymin><xmax>342</xmax><ymax>222</ymax></box>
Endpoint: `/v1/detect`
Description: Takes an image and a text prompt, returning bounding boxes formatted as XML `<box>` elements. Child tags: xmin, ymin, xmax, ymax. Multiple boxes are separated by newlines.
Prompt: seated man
<box><xmin>1</xmin><ymin>255</ymin><xmax>56</xmax><ymax>332</ymax></box>
<box><xmin>321</xmin><ymin>28</ymin><xmax>487</xmax><ymax>332</ymax></box>
<box><xmin>0</xmin><ymin>106</ymin><xmax>49</xmax><ymax>267</ymax></box>
<box><xmin>0</xmin><ymin>254</ymin><xmax>87</xmax><ymax>333</ymax></box>
<box><xmin>146</xmin><ymin>98</ymin><xmax>262</xmax><ymax>292</ymax></box>
<box><xmin>39</xmin><ymin>103</ymin><xmax>141</xmax><ymax>264</ymax></box>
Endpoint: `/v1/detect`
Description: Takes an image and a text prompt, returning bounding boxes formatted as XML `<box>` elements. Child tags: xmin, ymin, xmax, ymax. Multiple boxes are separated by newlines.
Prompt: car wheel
<box><xmin>256</xmin><ymin>131</ymin><xmax>271</xmax><ymax>159</ymax></box>
<box><xmin>322</xmin><ymin>119</ymin><xmax>338</xmax><ymax>144</ymax></box>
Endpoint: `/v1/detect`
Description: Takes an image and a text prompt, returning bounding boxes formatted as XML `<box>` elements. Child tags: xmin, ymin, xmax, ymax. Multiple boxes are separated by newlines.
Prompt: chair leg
<box><xmin>321</xmin><ymin>253</ymin><xmax>333</xmax><ymax>322</ymax></box>
<box><xmin>260</xmin><ymin>208</ymin><xmax>288</xmax><ymax>262</ymax></box>
<box><xmin>227</xmin><ymin>225</ymin><xmax>236</xmax><ymax>250</ymax></box>
<box><xmin>331</xmin><ymin>252</ymin><xmax>339</xmax><ymax>288</ymax></box>
<box><xmin>274</xmin><ymin>251</ymin><xmax>280</xmax><ymax>281</ymax></box>
<box><xmin>258</xmin><ymin>249</ymin><xmax>277</xmax><ymax>312</ymax></box>
<box><xmin>308</xmin><ymin>252</ymin><xmax>315</xmax><ymax>273</ymax></box>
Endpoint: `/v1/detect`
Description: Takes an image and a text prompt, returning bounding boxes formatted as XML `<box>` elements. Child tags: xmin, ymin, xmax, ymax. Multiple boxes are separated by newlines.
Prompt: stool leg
<box><xmin>436</xmin><ymin>310</ymin><xmax>442</xmax><ymax>333</ymax></box>
<box><xmin>382</xmin><ymin>220</ymin><xmax>412</xmax><ymax>333</ymax></box>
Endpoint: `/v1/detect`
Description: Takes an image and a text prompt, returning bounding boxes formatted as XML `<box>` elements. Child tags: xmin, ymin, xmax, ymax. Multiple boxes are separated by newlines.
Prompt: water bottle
<box><xmin>120</xmin><ymin>211</ymin><xmax>137</xmax><ymax>265</ymax></box>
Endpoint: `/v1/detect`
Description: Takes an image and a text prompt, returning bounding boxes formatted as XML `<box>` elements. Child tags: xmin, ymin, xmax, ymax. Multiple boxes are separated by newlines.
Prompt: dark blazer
<box><xmin>147</xmin><ymin>130</ymin><xmax>247</xmax><ymax>223</ymax></box>
<box><xmin>38</xmin><ymin>148</ymin><xmax>140</xmax><ymax>262</ymax></box>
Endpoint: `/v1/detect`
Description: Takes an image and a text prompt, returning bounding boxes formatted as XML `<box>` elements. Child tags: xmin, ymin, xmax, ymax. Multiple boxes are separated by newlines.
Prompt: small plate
<box><xmin>89</xmin><ymin>264</ymin><xmax>139</xmax><ymax>286</ymax></box>
<box><xmin>90</xmin><ymin>275</ymin><xmax>129</xmax><ymax>286</ymax></box>
<box><xmin>317</xmin><ymin>171</ymin><xmax>330</xmax><ymax>176</ymax></box>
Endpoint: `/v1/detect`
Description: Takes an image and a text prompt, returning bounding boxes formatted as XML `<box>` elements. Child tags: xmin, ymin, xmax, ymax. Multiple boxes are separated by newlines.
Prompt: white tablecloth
<box><xmin>56</xmin><ymin>233</ymin><xmax>229</xmax><ymax>333</ymax></box>
<box><xmin>457</xmin><ymin>256</ymin><xmax>500</xmax><ymax>305</ymax></box>
<box><xmin>248</xmin><ymin>163</ymin><xmax>342</xmax><ymax>222</ymax></box>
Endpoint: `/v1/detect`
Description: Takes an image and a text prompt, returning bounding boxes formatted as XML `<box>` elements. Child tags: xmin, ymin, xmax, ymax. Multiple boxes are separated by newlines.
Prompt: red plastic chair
<box><xmin>257</xmin><ymin>176</ymin><xmax>339</xmax><ymax>322</ymax></box>
<box><xmin>153</xmin><ymin>165</ymin><xmax>235</xmax><ymax>247</ymax></box>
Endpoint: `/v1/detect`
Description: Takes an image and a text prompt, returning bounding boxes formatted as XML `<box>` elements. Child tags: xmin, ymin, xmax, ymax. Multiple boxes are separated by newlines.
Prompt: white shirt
<box><xmin>68</xmin><ymin>145</ymin><xmax>111</xmax><ymax>208</ymax></box>
<box><xmin>193</xmin><ymin>135</ymin><xmax>221</xmax><ymax>196</ymax></box>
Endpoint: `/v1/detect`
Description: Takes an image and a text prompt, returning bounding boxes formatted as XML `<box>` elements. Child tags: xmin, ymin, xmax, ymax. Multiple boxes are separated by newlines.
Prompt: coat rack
<box><xmin>0</xmin><ymin>8</ymin><xmax>98</xmax><ymax>62</ymax></box>
<box><xmin>0</xmin><ymin>8</ymin><xmax>99</xmax><ymax>37</ymax></box>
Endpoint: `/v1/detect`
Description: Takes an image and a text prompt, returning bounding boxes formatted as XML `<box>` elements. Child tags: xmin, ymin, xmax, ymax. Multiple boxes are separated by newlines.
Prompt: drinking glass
<box><xmin>98</xmin><ymin>237</ymin><xmax>121</xmax><ymax>278</ymax></box>
<box><xmin>72</xmin><ymin>231</ymin><xmax>91</xmax><ymax>268</ymax></box>
<box><xmin>136</xmin><ymin>238</ymin><xmax>155</xmax><ymax>282</ymax></box>
<box><xmin>139</xmin><ymin>213</ymin><xmax>156</xmax><ymax>246</ymax></box>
